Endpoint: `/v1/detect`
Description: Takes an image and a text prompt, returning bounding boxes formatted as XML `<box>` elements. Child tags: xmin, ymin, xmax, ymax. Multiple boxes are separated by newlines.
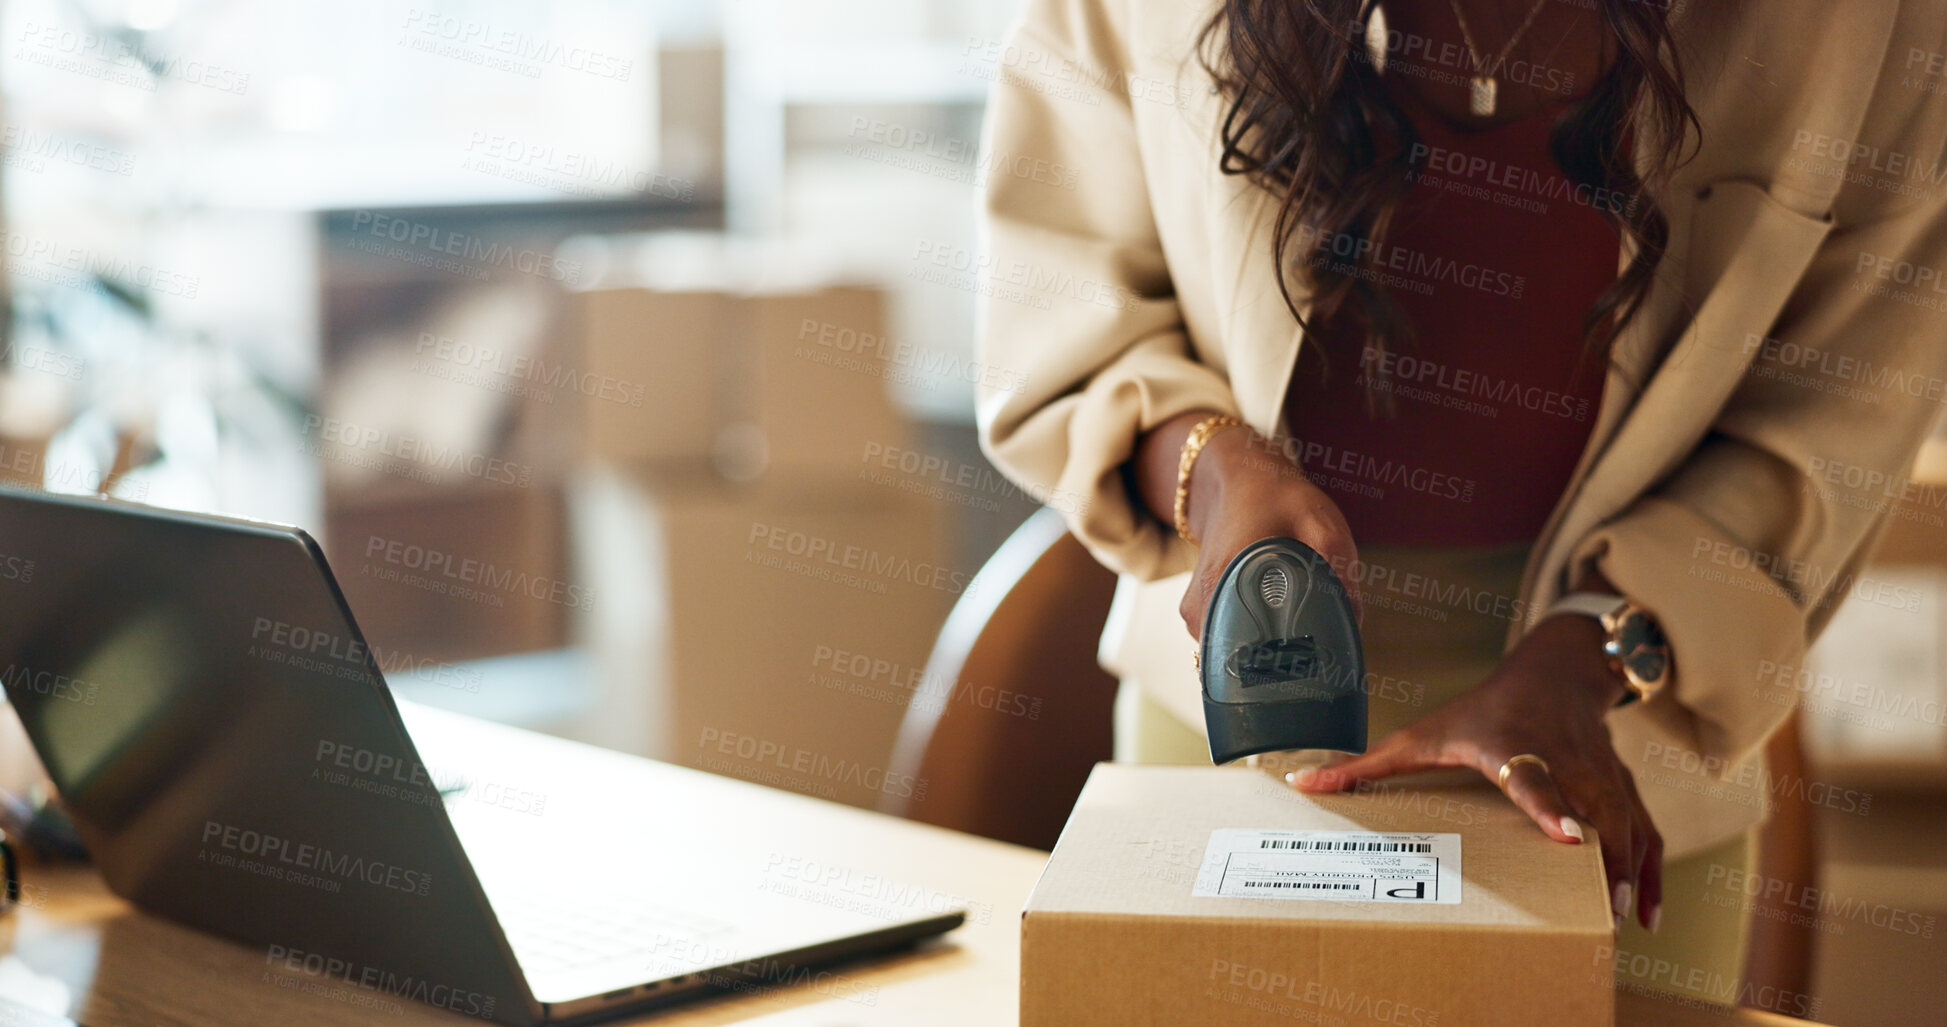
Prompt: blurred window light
<box><xmin>125</xmin><ymin>0</ymin><xmax>181</xmax><ymax>32</ymax></box>
<box><xmin>266</xmin><ymin>75</ymin><xmax>337</xmax><ymax>134</ymax></box>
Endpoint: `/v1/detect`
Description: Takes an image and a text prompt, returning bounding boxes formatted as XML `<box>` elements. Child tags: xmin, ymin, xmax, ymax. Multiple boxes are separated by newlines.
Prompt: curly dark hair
<box><xmin>1198</xmin><ymin>1</ymin><xmax>1700</xmax><ymax>394</ymax></box>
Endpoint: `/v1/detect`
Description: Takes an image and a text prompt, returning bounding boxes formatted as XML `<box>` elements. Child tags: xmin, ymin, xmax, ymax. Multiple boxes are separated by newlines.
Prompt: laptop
<box><xmin>0</xmin><ymin>485</ymin><xmax>964</xmax><ymax>1025</ymax></box>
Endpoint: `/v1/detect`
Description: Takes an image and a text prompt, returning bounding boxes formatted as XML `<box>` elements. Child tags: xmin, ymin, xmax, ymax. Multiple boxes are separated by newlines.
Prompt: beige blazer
<box><xmin>974</xmin><ymin>0</ymin><xmax>1947</xmax><ymax>856</ymax></box>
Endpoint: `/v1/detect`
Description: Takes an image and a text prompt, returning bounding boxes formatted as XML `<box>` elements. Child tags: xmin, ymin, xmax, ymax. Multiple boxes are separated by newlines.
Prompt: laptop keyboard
<box><xmin>498</xmin><ymin>891</ymin><xmax>736</xmax><ymax>976</ymax></box>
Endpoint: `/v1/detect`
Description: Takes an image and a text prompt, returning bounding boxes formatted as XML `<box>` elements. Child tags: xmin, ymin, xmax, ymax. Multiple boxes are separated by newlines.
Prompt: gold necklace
<box><xmin>1446</xmin><ymin>0</ymin><xmax>1553</xmax><ymax>116</ymax></box>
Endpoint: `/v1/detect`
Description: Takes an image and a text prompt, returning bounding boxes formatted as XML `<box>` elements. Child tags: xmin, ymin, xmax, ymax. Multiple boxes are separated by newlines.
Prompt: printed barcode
<box><xmin>1259</xmin><ymin>840</ymin><xmax>1432</xmax><ymax>853</ymax></box>
<box><xmin>1242</xmin><ymin>881</ymin><xmax>1362</xmax><ymax>890</ymax></box>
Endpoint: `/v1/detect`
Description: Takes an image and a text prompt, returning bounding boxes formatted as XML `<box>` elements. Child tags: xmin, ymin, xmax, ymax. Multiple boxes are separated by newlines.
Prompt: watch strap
<box><xmin>1549</xmin><ymin>591</ymin><xmax>1628</xmax><ymax>623</ymax></box>
<box><xmin>1548</xmin><ymin>591</ymin><xmax>1650</xmax><ymax>706</ymax></box>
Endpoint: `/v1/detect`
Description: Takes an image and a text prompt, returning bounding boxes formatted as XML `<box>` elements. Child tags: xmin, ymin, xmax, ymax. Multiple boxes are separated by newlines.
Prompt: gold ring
<box><xmin>1498</xmin><ymin>753</ymin><xmax>1550</xmax><ymax>790</ymax></box>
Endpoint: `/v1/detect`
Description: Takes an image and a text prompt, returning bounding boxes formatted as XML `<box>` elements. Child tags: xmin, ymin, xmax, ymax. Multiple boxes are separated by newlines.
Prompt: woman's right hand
<box><xmin>1174</xmin><ymin>424</ymin><xmax>1362</xmax><ymax>642</ymax></box>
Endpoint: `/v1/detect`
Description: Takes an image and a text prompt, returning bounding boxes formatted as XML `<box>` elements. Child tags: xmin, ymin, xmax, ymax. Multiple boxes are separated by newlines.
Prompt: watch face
<box><xmin>1614</xmin><ymin>609</ymin><xmax>1669</xmax><ymax>686</ymax></box>
<box><xmin>1624</xmin><ymin>648</ymin><xmax>1669</xmax><ymax>686</ymax></box>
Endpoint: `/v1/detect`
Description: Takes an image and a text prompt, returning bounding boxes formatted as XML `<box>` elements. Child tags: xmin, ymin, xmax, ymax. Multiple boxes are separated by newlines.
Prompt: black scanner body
<box><xmin>1199</xmin><ymin>537</ymin><xmax>1367</xmax><ymax>764</ymax></box>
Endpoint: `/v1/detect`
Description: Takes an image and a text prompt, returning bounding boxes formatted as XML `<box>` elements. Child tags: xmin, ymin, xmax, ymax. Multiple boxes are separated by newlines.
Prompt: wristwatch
<box><xmin>1548</xmin><ymin>592</ymin><xmax>1671</xmax><ymax>705</ymax></box>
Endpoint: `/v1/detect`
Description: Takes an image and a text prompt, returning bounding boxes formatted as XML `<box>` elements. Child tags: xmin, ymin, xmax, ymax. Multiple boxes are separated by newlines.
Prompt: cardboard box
<box><xmin>578</xmin><ymin>288</ymin><xmax>724</xmax><ymax>467</ymax></box>
<box><xmin>576</xmin><ymin>284</ymin><xmax>907</xmax><ymax>480</ymax></box>
<box><xmin>0</xmin><ymin>434</ymin><xmax>47</xmax><ymax>489</ymax></box>
<box><xmin>324</xmin><ymin>480</ymin><xmax>573</xmax><ymax>664</ymax></box>
<box><xmin>566</xmin><ymin>462</ymin><xmax>955</xmax><ymax>809</ymax></box>
<box><xmin>739</xmin><ymin>286</ymin><xmax>908</xmax><ymax>479</ymax></box>
<box><xmin>1023</xmin><ymin>764</ymin><xmax>1614</xmax><ymax>1027</ymax></box>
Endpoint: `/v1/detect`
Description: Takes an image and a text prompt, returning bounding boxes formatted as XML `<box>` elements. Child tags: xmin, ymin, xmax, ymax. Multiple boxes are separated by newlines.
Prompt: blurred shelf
<box><xmin>726</xmin><ymin>39</ymin><xmax>987</xmax><ymax>231</ymax></box>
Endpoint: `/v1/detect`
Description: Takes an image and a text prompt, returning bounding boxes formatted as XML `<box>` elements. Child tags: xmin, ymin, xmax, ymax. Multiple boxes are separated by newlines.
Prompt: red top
<box><xmin>1281</xmin><ymin>88</ymin><xmax>1621</xmax><ymax>547</ymax></box>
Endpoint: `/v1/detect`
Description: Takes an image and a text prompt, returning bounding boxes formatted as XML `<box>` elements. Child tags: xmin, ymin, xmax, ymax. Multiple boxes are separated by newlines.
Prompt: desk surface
<box><xmin>0</xmin><ymin>707</ymin><xmax>1821</xmax><ymax>1027</ymax></box>
<box><xmin>0</xmin><ymin>812</ymin><xmax>1043</xmax><ymax>1027</ymax></box>
<box><xmin>0</xmin><ymin>850</ymin><xmax>1820</xmax><ymax>1027</ymax></box>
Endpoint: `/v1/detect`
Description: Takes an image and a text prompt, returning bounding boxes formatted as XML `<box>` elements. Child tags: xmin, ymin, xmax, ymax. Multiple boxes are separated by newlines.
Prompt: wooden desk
<box><xmin>0</xmin><ymin>850</ymin><xmax>1823</xmax><ymax>1027</ymax></box>
<box><xmin>0</xmin><ymin>821</ymin><xmax>1042</xmax><ymax>1027</ymax></box>
<box><xmin>0</xmin><ymin>701</ymin><xmax>1826</xmax><ymax>1027</ymax></box>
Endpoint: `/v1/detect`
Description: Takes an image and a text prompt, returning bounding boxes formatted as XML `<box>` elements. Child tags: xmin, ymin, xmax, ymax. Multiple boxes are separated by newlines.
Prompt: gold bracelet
<box><xmin>1174</xmin><ymin>414</ymin><xmax>1243</xmax><ymax>544</ymax></box>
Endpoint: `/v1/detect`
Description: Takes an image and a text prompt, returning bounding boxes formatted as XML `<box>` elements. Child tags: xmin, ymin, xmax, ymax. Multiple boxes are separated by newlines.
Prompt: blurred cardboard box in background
<box><xmin>576</xmin><ymin>284</ymin><xmax>908</xmax><ymax>482</ymax></box>
<box><xmin>325</xmin><ymin>480</ymin><xmax>574</xmax><ymax>664</ymax></box>
<box><xmin>577</xmin><ymin>288</ymin><xmax>720</xmax><ymax>467</ymax></box>
<box><xmin>308</xmin><ymin>232</ymin><xmax>964</xmax><ymax>799</ymax></box>
<box><xmin>571</xmin><ymin>464</ymin><xmax>954</xmax><ymax>808</ymax></box>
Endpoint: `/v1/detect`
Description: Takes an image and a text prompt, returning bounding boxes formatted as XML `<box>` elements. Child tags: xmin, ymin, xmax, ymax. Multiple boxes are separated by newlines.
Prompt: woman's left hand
<box><xmin>1287</xmin><ymin>612</ymin><xmax>1662</xmax><ymax>932</ymax></box>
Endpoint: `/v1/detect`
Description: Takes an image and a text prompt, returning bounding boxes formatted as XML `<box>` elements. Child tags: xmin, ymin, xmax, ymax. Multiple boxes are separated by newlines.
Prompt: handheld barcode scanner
<box><xmin>1199</xmin><ymin>537</ymin><xmax>1367</xmax><ymax>764</ymax></box>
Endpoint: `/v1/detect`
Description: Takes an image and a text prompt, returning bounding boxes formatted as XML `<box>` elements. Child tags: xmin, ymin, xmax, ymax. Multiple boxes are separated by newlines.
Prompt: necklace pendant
<box><xmin>1469</xmin><ymin>75</ymin><xmax>1498</xmax><ymax>117</ymax></box>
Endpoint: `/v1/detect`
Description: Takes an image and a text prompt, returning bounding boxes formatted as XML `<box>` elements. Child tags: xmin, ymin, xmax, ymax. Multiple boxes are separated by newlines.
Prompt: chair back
<box><xmin>880</xmin><ymin>509</ymin><xmax>1120</xmax><ymax>850</ymax></box>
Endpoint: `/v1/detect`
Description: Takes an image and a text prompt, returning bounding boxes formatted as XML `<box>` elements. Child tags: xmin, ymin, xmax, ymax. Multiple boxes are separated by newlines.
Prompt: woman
<box><xmin>976</xmin><ymin>0</ymin><xmax>1947</xmax><ymax>1008</ymax></box>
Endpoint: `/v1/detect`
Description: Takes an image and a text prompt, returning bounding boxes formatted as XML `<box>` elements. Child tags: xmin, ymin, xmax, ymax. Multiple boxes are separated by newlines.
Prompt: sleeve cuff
<box><xmin>1568</xmin><ymin>496</ymin><xmax>1805</xmax><ymax>763</ymax></box>
<box><xmin>1051</xmin><ymin>358</ymin><xmax>1241</xmax><ymax>583</ymax></box>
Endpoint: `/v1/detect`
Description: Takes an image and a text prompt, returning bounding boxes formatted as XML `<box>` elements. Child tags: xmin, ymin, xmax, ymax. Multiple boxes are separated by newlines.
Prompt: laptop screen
<box><xmin>0</xmin><ymin>486</ymin><xmax>532</xmax><ymax>1025</ymax></box>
